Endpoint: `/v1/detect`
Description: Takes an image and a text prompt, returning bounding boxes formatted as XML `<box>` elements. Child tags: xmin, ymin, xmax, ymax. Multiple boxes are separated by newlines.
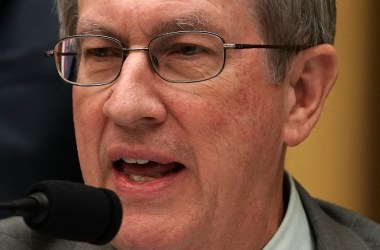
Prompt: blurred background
<box><xmin>287</xmin><ymin>0</ymin><xmax>380</xmax><ymax>223</ymax></box>
<box><xmin>0</xmin><ymin>0</ymin><xmax>83</xmax><ymax>202</ymax></box>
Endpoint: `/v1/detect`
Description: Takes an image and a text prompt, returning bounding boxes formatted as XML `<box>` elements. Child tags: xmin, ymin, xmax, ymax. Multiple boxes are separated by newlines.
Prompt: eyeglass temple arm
<box><xmin>45</xmin><ymin>50</ymin><xmax>78</xmax><ymax>57</ymax></box>
<box><xmin>223</xmin><ymin>43</ymin><xmax>314</xmax><ymax>52</ymax></box>
<box><xmin>45</xmin><ymin>50</ymin><xmax>54</xmax><ymax>57</ymax></box>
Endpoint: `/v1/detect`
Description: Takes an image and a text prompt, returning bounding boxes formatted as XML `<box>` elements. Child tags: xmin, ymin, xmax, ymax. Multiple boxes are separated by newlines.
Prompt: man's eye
<box><xmin>179</xmin><ymin>45</ymin><xmax>201</xmax><ymax>55</ymax></box>
<box><xmin>87</xmin><ymin>48</ymin><xmax>115</xmax><ymax>57</ymax></box>
<box><xmin>170</xmin><ymin>44</ymin><xmax>204</xmax><ymax>56</ymax></box>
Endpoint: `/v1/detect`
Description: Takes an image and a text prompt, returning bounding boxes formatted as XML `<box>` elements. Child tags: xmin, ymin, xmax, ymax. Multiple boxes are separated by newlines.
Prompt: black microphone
<box><xmin>0</xmin><ymin>180</ymin><xmax>123</xmax><ymax>245</ymax></box>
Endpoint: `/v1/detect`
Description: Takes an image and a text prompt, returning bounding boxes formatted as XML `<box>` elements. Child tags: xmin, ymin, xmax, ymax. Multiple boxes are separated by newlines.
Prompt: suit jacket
<box><xmin>295</xmin><ymin>181</ymin><xmax>380</xmax><ymax>249</ymax></box>
<box><xmin>0</xmin><ymin>181</ymin><xmax>379</xmax><ymax>249</ymax></box>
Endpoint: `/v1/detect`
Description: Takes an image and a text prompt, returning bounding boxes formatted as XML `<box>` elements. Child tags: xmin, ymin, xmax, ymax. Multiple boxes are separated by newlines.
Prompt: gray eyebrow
<box><xmin>152</xmin><ymin>13</ymin><xmax>222</xmax><ymax>36</ymax></box>
<box><xmin>76</xmin><ymin>22</ymin><xmax>122</xmax><ymax>37</ymax></box>
<box><xmin>76</xmin><ymin>12</ymin><xmax>223</xmax><ymax>42</ymax></box>
<box><xmin>175</xmin><ymin>14</ymin><xmax>212</xmax><ymax>31</ymax></box>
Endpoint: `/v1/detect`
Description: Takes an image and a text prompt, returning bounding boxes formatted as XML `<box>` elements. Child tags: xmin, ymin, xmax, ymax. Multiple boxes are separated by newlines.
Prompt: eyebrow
<box><xmin>152</xmin><ymin>13</ymin><xmax>222</xmax><ymax>36</ymax></box>
<box><xmin>77</xmin><ymin>22</ymin><xmax>122</xmax><ymax>37</ymax></box>
<box><xmin>76</xmin><ymin>11</ymin><xmax>224</xmax><ymax>41</ymax></box>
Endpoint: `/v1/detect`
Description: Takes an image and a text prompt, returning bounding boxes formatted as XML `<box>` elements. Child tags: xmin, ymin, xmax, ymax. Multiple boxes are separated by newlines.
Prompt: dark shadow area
<box><xmin>368</xmin><ymin>0</ymin><xmax>380</xmax><ymax>223</ymax></box>
<box><xmin>0</xmin><ymin>0</ymin><xmax>83</xmax><ymax>201</ymax></box>
<box><xmin>355</xmin><ymin>0</ymin><xmax>380</xmax><ymax>223</ymax></box>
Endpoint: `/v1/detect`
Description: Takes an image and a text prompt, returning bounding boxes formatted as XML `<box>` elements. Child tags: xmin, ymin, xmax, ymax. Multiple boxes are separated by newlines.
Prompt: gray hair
<box><xmin>56</xmin><ymin>0</ymin><xmax>78</xmax><ymax>38</ymax></box>
<box><xmin>55</xmin><ymin>0</ymin><xmax>336</xmax><ymax>83</ymax></box>
<box><xmin>251</xmin><ymin>0</ymin><xmax>336</xmax><ymax>83</ymax></box>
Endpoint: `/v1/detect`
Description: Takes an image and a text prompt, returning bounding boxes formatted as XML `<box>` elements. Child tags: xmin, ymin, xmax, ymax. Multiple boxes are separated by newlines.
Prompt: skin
<box><xmin>73</xmin><ymin>0</ymin><xmax>338</xmax><ymax>249</ymax></box>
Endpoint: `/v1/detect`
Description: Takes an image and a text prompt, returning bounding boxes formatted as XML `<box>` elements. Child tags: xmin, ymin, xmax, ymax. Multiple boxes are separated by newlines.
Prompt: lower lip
<box><xmin>112</xmin><ymin>166</ymin><xmax>186</xmax><ymax>199</ymax></box>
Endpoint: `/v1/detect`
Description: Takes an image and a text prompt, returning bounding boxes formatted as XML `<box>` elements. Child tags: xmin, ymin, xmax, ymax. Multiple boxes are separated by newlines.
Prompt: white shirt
<box><xmin>264</xmin><ymin>174</ymin><xmax>315</xmax><ymax>250</ymax></box>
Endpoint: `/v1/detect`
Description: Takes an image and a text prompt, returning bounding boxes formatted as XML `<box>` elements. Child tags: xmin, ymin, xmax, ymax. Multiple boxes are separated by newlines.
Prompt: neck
<box><xmin>207</xmin><ymin>170</ymin><xmax>285</xmax><ymax>250</ymax></box>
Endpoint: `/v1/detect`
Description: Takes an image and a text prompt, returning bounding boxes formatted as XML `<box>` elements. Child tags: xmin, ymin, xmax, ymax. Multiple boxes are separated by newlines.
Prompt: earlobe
<box><xmin>282</xmin><ymin>45</ymin><xmax>338</xmax><ymax>146</ymax></box>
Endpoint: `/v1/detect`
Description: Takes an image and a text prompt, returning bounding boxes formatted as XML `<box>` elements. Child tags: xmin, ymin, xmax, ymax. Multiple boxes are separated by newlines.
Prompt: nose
<box><xmin>102</xmin><ymin>52</ymin><xmax>167</xmax><ymax>130</ymax></box>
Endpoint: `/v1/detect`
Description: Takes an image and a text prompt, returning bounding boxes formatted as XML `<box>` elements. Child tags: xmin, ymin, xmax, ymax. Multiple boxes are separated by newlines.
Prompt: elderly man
<box><xmin>0</xmin><ymin>0</ymin><xmax>379</xmax><ymax>249</ymax></box>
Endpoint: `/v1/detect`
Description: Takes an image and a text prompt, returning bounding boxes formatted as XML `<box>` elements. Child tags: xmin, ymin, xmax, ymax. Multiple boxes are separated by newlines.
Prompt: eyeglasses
<box><xmin>45</xmin><ymin>31</ymin><xmax>311</xmax><ymax>86</ymax></box>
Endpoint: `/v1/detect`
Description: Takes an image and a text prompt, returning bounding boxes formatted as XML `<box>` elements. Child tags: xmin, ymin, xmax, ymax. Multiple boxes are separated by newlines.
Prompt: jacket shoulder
<box><xmin>0</xmin><ymin>217</ymin><xmax>31</xmax><ymax>250</ymax></box>
<box><xmin>294</xmin><ymin>180</ymin><xmax>380</xmax><ymax>250</ymax></box>
<box><xmin>317</xmin><ymin>199</ymin><xmax>380</xmax><ymax>249</ymax></box>
<box><xmin>0</xmin><ymin>217</ymin><xmax>114</xmax><ymax>250</ymax></box>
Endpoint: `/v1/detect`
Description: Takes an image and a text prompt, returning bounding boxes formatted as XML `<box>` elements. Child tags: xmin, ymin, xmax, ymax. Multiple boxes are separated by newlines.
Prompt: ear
<box><xmin>282</xmin><ymin>45</ymin><xmax>338</xmax><ymax>146</ymax></box>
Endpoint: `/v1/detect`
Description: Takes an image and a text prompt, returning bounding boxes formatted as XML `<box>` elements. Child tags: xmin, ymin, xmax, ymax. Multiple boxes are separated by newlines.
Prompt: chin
<box><xmin>111</xmin><ymin>226</ymin><xmax>184</xmax><ymax>250</ymax></box>
<box><xmin>109</xmin><ymin>211</ymin><xmax>206</xmax><ymax>250</ymax></box>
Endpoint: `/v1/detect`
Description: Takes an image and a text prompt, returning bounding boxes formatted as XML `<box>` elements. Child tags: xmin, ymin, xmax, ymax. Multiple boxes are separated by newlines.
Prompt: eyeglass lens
<box><xmin>54</xmin><ymin>36</ymin><xmax>123</xmax><ymax>85</ymax></box>
<box><xmin>149</xmin><ymin>32</ymin><xmax>225</xmax><ymax>83</ymax></box>
<box><xmin>54</xmin><ymin>32</ymin><xmax>225</xmax><ymax>85</ymax></box>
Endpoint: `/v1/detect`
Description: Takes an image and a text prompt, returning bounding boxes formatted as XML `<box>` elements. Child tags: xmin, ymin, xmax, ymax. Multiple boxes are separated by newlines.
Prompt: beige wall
<box><xmin>286</xmin><ymin>0</ymin><xmax>380</xmax><ymax>223</ymax></box>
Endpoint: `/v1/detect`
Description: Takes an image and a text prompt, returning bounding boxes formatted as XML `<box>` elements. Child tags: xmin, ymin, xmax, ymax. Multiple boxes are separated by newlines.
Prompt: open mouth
<box><xmin>113</xmin><ymin>158</ymin><xmax>185</xmax><ymax>184</ymax></box>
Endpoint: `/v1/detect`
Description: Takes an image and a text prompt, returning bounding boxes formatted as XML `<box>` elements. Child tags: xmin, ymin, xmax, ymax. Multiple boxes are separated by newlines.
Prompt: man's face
<box><xmin>74</xmin><ymin>0</ymin><xmax>290</xmax><ymax>249</ymax></box>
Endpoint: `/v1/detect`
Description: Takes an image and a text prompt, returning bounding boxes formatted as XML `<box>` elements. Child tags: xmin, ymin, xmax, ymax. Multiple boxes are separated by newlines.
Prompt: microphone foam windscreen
<box><xmin>24</xmin><ymin>180</ymin><xmax>122</xmax><ymax>245</ymax></box>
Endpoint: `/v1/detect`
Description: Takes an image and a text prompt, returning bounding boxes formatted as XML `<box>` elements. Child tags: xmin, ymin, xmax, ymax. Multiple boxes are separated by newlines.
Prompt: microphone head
<box><xmin>24</xmin><ymin>180</ymin><xmax>122</xmax><ymax>245</ymax></box>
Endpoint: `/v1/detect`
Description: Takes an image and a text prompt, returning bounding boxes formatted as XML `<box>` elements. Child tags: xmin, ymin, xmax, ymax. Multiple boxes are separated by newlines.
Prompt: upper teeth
<box><xmin>122</xmin><ymin>158</ymin><xmax>150</xmax><ymax>164</ymax></box>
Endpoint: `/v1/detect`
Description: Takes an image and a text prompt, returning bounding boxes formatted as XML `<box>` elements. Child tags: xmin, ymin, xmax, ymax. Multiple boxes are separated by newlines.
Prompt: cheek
<box><xmin>175</xmin><ymin>78</ymin><xmax>285</xmax><ymax>182</ymax></box>
<box><xmin>169</xmin><ymin>79</ymin><xmax>286</xmax><ymax>234</ymax></box>
<box><xmin>73</xmin><ymin>88</ymin><xmax>108</xmax><ymax>185</ymax></box>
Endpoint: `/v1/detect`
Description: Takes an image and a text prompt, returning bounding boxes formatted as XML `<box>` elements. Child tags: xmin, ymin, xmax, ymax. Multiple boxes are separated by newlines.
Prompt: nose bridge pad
<box><xmin>119</xmin><ymin>48</ymin><xmax>153</xmax><ymax>78</ymax></box>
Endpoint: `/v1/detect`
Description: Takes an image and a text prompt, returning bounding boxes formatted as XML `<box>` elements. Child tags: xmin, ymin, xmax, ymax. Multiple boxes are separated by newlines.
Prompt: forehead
<box><xmin>77</xmin><ymin>0</ymin><xmax>255</xmax><ymax>39</ymax></box>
